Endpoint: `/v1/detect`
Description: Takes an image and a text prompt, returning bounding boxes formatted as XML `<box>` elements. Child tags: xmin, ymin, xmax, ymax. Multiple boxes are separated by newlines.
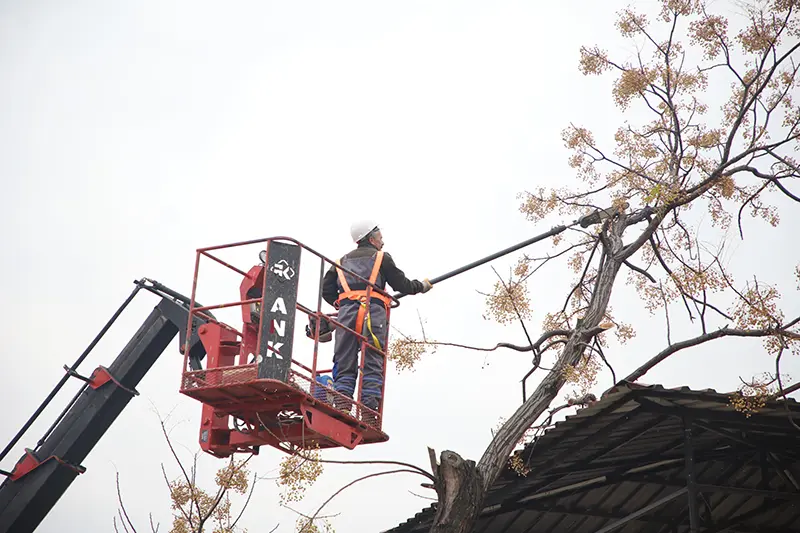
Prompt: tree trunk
<box><xmin>428</xmin><ymin>216</ymin><xmax>630</xmax><ymax>533</ymax></box>
<box><xmin>430</xmin><ymin>451</ymin><xmax>484</xmax><ymax>533</ymax></box>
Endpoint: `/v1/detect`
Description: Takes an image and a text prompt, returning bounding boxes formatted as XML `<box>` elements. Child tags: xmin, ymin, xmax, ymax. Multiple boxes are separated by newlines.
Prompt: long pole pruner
<box><xmin>393</xmin><ymin>203</ymin><xmax>625</xmax><ymax>299</ymax></box>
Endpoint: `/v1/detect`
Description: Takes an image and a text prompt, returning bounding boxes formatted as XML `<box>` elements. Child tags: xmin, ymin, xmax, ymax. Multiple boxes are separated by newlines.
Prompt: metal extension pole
<box><xmin>393</xmin><ymin>223</ymin><xmax>571</xmax><ymax>299</ymax></box>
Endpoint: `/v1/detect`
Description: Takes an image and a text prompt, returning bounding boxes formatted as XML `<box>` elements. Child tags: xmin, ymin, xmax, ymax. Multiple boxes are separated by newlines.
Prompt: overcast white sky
<box><xmin>1</xmin><ymin>1</ymin><xmax>798</xmax><ymax>532</ymax></box>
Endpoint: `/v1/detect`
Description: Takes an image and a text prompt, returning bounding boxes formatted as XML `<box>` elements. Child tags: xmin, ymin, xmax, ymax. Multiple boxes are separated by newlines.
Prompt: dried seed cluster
<box><xmin>278</xmin><ymin>448</ymin><xmax>324</xmax><ymax>505</ymax></box>
<box><xmin>167</xmin><ymin>458</ymin><xmax>251</xmax><ymax>533</ymax></box>
<box><xmin>509</xmin><ymin>454</ymin><xmax>531</xmax><ymax>477</ymax></box>
<box><xmin>728</xmin><ymin>374</ymin><xmax>784</xmax><ymax>417</ymax></box>
<box><xmin>729</xmin><ymin>391</ymin><xmax>768</xmax><ymax>417</ymax></box>
<box><xmin>562</xmin><ymin>355</ymin><xmax>602</xmax><ymax>397</ymax></box>
<box><xmin>485</xmin><ymin>280</ymin><xmax>533</xmax><ymax>325</ymax></box>
<box><xmin>387</xmin><ymin>337</ymin><xmax>435</xmax><ymax>372</ymax></box>
<box><xmin>295</xmin><ymin>517</ymin><xmax>334</xmax><ymax>533</ymax></box>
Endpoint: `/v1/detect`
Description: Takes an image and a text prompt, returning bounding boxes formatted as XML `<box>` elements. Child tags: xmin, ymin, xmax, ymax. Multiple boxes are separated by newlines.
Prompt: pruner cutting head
<box><xmin>577</xmin><ymin>202</ymin><xmax>630</xmax><ymax>228</ymax></box>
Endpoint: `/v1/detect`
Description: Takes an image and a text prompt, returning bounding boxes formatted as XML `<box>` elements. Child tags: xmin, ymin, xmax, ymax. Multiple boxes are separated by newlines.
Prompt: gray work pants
<box><xmin>332</xmin><ymin>300</ymin><xmax>387</xmax><ymax>410</ymax></box>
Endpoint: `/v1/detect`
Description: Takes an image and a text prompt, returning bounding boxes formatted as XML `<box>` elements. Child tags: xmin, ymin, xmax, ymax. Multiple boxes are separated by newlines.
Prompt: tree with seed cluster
<box><xmin>113</xmin><ymin>415</ymin><xmax>343</xmax><ymax>533</ymax></box>
<box><xmin>378</xmin><ymin>0</ymin><xmax>800</xmax><ymax>531</ymax></box>
<box><xmin>182</xmin><ymin>1</ymin><xmax>799</xmax><ymax>532</ymax></box>
<box><xmin>113</xmin><ymin>416</ymin><xmax>277</xmax><ymax>533</ymax></box>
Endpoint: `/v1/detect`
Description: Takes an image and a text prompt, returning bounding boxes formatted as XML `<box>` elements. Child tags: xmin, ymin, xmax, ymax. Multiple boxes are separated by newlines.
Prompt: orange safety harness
<box><xmin>335</xmin><ymin>251</ymin><xmax>390</xmax><ymax>348</ymax></box>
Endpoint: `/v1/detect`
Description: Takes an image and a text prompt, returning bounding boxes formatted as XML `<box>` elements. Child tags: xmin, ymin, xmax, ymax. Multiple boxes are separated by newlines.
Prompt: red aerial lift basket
<box><xmin>178</xmin><ymin>236</ymin><xmax>399</xmax><ymax>458</ymax></box>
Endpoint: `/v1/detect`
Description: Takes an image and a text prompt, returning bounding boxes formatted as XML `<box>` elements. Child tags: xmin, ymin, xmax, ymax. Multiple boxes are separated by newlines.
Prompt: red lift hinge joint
<box><xmin>7</xmin><ymin>449</ymin><xmax>86</xmax><ymax>482</ymax></box>
<box><xmin>63</xmin><ymin>365</ymin><xmax>139</xmax><ymax>396</ymax></box>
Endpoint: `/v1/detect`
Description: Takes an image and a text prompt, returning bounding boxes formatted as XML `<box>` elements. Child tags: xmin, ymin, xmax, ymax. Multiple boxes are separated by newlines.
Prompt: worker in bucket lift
<box><xmin>321</xmin><ymin>220</ymin><xmax>432</xmax><ymax>416</ymax></box>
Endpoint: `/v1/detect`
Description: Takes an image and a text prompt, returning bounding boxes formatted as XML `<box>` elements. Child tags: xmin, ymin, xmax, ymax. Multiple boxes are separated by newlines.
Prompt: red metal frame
<box><xmin>7</xmin><ymin>449</ymin><xmax>86</xmax><ymax>482</ymax></box>
<box><xmin>178</xmin><ymin>236</ymin><xmax>400</xmax><ymax>458</ymax></box>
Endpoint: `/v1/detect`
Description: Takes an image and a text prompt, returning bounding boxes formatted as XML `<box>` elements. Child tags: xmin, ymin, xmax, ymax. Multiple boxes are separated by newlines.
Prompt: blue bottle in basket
<box><xmin>314</xmin><ymin>374</ymin><xmax>334</xmax><ymax>404</ymax></box>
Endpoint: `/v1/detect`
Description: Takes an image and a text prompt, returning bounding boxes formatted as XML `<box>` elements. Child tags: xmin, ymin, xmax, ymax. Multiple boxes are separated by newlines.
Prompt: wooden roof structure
<box><xmin>385</xmin><ymin>381</ymin><xmax>800</xmax><ymax>533</ymax></box>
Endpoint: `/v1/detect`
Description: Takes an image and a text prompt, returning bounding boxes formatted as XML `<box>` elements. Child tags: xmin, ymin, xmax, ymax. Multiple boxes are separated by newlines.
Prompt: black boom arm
<box><xmin>0</xmin><ymin>279</ymin><xmax>208</xmax><ymax>533</ymax></box>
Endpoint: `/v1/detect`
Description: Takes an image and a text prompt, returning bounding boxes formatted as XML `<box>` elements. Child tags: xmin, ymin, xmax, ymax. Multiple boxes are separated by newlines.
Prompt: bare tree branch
<box><xmin>115</xmin><ymin>471</ymin><xmax>137</xmax><ymax>533</ymax></box>
<box><xmin>149</xmin><ymin>514</ymin><xmax>159</xmax><ymax>533</ymax></box>
<box><xmin>408</xmin><ymin>490</ymin><xmax>438</xmax><ymax>501</ymax></box>
<box><xmin>624</xmin><ymin>259</ymin><xmax>656</xmax><ymax>283</ymax></box>
<box><xmin>281</xmin><ymin>503</ymin><xmax>341</xmax><ymax>523</ymax></box>
<box><xmin>197</xmin><ymin>455</ymin><xmax>254</xmax><ymax>532</ymax></box>
<box><xmin>624</xmin><ymin>319</ymin><xmax>800</xmax><ymax>383</ymax></box>
<box><xmin>726</xmin><ymin>165</ymin><xmax>800</xmax><ymax>202</ymax></box>
<box><xmin>561</xmin><ymin>237</ymin><xmax>601</xmax><ymax>316</ymax></box>
<box><xmin>774</xmin><ymin>339</ymin><xmax>800</xmax><ymax>431</ymax></box>
<box><xmin>395</xmin><ymin>329</ymin><xmax>572</xmax><ymax>357</ymax></box>
<box><xmin>649</xmin><ymin>233</ymin><xmax>734</xmax><ymax>321</ymax></box>
<box><xmin>771</xmin><ymin>381</ymin><xmax>800</xmax><ymax>399</ymax></box>
<box><xmin>649</xmin><ymin>234</ymin><xmax>696</xmax><ymax>321</ymax></box>
<box><xmin>117</xmin><ymin>512</ymin><xmax>130</xmax><ymax>533</ymax></box>
<box><xmin>767</xmin><ymin>148</ymin><xmax>800</xmax><ymax>175</ymax></box>
<box><xmin>160</xmin><ymin>463</ymin><xmax>194</xmax><ymax>528</ymax></box>
<box><xmin>230</xmin><ymin>472</ymin><xmax>258</xmax><ymax>531</ymax></box>
<box><xmin>737</xmin><ymin>180</ymin><xmax>771</xmax><ymax>239</ymax></box>
<box><xmin>301</xmin><ymin>470</ymin><xmax>426</xmax><ymax>530</ymax></box>
<box><xmin>660</xmin><ymin>282</ymin><xmax>672</xmax><ymax>345</ymax></box>
<box><xmin>274</xmin><ymin>445</ymin><xmax>437</xmax><ymax>483</ymax></box>
<box><xmin>593</xmin><ymin>337</ymin><xmax>616</xmax><ymax>384</ymax></box>
<box><xmin>159</xmin><ymin>419</ymin><xmax>202</xmax><ymax>523</ymax></box>
<box><xmin>113</xmin><ymin>509</ymin><xmax>129</xmax><ymax>533</ymax></box>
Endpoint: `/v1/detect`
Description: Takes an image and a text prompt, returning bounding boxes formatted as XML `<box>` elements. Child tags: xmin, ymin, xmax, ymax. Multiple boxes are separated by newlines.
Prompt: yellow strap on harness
<box><xmin>365</xmin><ymin>310</ymin><xmax>382</xmax><ymax>349</ymax></box>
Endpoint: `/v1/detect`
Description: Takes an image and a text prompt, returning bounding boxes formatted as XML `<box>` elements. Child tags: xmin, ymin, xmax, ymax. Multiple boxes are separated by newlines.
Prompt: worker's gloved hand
<box><xmin>421</xmin><ymin>279</ymin><xmax>433</xmax><ymax>293</ymax></box>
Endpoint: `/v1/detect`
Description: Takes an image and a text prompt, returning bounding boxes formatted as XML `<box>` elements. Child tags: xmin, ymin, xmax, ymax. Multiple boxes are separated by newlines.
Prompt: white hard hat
<box><xmin>350</xmin><ymin>220</ymin><xmax>379</xmax><ymax>243</ymax></box>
